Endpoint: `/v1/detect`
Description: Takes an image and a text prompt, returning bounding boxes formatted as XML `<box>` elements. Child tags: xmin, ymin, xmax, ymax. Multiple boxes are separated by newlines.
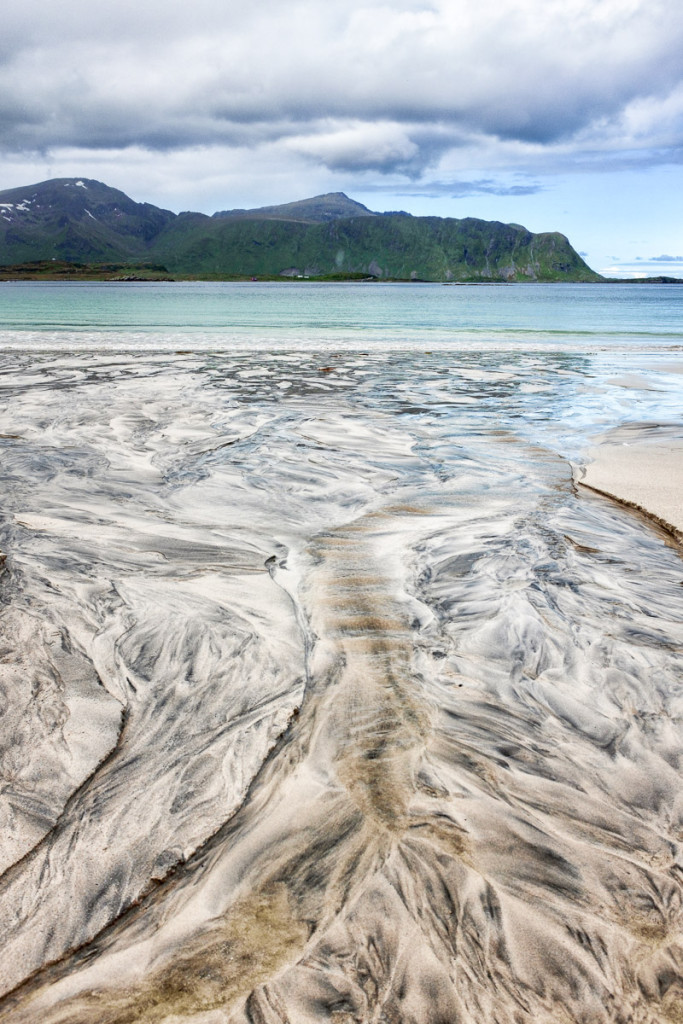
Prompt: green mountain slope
<box><xmin>0</xmin><ymin>178</ymin><xmax>175</xmax><ymax>264</ymax></box>
<box><xmin>153</xmin><ymin>213</ymin><xmax>600</xmax><ymax>281</ymax></box>
<box><xmin>0</xmin><ymin>178</ymin><xmax>601</xmax><ymax>281</ymax></box>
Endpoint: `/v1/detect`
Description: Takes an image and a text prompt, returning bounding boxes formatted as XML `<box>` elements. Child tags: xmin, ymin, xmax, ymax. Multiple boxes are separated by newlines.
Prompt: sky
<box><xmin>1</xmin><ymin>0</ymin><xmax>682</xmax><ymax>277</ymax></box>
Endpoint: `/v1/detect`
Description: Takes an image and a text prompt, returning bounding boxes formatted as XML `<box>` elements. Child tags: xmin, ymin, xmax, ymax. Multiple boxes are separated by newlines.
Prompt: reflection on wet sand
<box><xmin>0</xmin><ymin>352</ymin><xmax>682</xmax><ymax>1023</ymax></box>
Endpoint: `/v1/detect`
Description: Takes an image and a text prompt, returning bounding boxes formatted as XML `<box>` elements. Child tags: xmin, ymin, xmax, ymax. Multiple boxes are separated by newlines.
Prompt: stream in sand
<box><xmin>0</xmin><ymin>284</ymin><xmax>682</xmax><ymax>1023</ymax></box>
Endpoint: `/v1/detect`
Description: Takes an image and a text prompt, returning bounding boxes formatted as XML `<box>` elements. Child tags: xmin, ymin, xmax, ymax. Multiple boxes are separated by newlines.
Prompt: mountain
<box><xmin>0</xmin><ymin>178</ymin><xmax>175</xmax><ymax>264</ymax></box>
<box><xmin>0</xmin><ymin>178</ymin><xmax>602</xmax><ymax>282</ymax></box>
<box><xmin>212</xmin><ymin>192</ymin><xmax>376</xmax><ymax>223</ymax></box>
<box><xmin>151</xmin><ymin>213</ymin><xmax>599</xmax><ymax>281</ymax></box>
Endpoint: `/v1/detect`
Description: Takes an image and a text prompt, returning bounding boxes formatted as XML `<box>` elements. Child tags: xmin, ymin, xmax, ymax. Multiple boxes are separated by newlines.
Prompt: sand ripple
<box><xmin>0</xmin><ymin>351</ymin><xmax>681</xmax><ymax>1023</ymax></box>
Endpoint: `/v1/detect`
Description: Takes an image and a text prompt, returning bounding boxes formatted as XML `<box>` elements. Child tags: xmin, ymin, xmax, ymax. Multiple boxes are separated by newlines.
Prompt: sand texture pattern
<box><xmin>0</xmin><ymin>352</ymin><xmax>681</xmax><ymax>1024</ymax></box>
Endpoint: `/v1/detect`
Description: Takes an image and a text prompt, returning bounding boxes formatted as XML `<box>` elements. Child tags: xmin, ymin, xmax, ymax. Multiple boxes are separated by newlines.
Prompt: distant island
<box><xmin>0</xmin><ymin>177</ymin><xmax>672</xmax><ymax>284</ymax></box>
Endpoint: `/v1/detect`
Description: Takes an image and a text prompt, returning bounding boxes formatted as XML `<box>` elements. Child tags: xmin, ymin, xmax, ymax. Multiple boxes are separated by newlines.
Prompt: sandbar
<box><xmin>578</xmin><ymin>423</ymin><xmax>683</xmax><ymax>543</ymax></box>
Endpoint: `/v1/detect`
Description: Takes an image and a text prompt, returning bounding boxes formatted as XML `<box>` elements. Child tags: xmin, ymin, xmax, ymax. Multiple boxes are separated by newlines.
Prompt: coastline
<box><xmin>577</xmin><ymin>424</ymin><xmax>683</xmax><ymax>545</ymax></box>
<box><xmin>1</xmin><ymin>266</ymin><xmax>682</xmax><ymax>283</ymax></box>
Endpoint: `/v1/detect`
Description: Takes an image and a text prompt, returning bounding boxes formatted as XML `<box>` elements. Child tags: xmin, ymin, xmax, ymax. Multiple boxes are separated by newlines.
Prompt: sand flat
<box><xmin>1</xmin><ymin>353</ymin><xmax>683</xmax><ymax>1024</ymax></box>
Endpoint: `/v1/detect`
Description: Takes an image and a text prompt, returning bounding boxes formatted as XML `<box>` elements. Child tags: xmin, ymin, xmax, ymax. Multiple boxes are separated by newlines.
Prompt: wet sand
<box><xmin>0</xmin><ymin>352</ymin><xmax>682</xmax><ymax>1024</ymax></box>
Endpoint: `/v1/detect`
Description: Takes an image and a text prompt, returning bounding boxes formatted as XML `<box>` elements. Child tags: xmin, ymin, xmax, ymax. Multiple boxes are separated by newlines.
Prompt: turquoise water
<box><xmin>0</xmin><ymin>281</ymin><xmax>681</xmax><ymax>350</ymax></box>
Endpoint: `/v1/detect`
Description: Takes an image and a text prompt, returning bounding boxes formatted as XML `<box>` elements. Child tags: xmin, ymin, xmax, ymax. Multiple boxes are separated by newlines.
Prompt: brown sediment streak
<box><xmin>305</xmin><ymin>515</ymin><xmax>431</xmax><ymax>831</ymax></box>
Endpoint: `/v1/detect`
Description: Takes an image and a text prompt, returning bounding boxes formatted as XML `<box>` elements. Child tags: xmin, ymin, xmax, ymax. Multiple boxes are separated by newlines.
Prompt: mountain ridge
<box><xmin>0</xmin><ymin>178</ymin><xmax>602</xmax><ymax>282</ymax></box>
<box><xmin>211</xmin><ymin>192</ymin><xmax>376</xmax><ymax>224</ymax></box>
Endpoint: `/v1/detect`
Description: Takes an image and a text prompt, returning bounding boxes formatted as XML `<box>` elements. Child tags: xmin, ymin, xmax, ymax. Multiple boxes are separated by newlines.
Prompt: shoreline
<box><xmin>1</xmin><ymin>274</ymin><xmax>682</xmax><ymax>283</ymax></box>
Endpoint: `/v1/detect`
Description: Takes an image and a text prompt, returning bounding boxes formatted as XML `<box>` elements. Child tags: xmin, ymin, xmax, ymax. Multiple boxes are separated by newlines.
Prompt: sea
<box><xmin>0</xmin><ymin>280</ymin><xmax>682</xmax><ymax>1021</ymax></box>
<box><xmin>0</xmin><ymin>279</ymin><xmax>681</xmax><ymax>350</ymax></box>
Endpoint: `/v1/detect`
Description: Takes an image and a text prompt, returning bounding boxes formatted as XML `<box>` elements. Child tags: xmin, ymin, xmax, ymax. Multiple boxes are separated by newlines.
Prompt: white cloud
<box><xmin>1</xmin><ymin>0</ymin><xmax>682</xmax><ymax>160</ymax></box>
<box><xmin>0</xmin><ymin>0</ymin><xmax>682</xmax><ymax>239</ymax></box>
<box><xmin>286</xmin><ymin>122</ymin><xmax>422</xmax><ymax>174</ymax></box>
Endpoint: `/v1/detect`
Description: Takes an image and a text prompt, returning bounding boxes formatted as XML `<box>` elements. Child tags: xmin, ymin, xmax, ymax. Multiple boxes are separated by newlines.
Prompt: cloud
<box><xmin>0</xmin><ymin>0</ymin><xmax>681</xmax><ymax>186</ymax></box>
<box><xmin>599</xmin><ymin>252</ymin><xmax>683</xmax><ymax>278</ymax></box>
<box><xmin>610</xmin><ymin>255</ymin><xmax>683</xmax><ymax>264</ymax></box>
<box><xmin>361</xmin><ymin>178</ymin><xmax>544</xmax><ymax>198</ymax></box>
<box><xmin>285</xmin><ymin>122</ymin><xmax>424</xmax><ymax>175</ymax></box>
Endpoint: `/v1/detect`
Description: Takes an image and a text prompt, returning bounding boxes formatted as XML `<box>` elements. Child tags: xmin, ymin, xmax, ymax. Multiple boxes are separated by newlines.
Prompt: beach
<box><xmin>0</xmin><ymin>340</ymin><xmax>680</xmax><ymax>1023</ymax></box>
<box><xmin>0</xmin><ymin>280</ymin><xmax>680</xmax><ymax>1022</ymax></box>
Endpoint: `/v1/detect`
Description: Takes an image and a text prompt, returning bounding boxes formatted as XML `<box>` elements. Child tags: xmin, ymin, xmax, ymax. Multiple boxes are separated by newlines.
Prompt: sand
<box><xmin>1</xmin><ymin>354</ymin><xmax>683</xmax><ymax>1024</ymax></box>
<box><xmin>578</xmin><ymin>423</ymin><xmax>683</xmax><ymax>543</ymax></box>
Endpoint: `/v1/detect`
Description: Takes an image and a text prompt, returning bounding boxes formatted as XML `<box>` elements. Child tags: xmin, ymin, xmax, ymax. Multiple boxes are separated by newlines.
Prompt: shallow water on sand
<box><xmin>0</xmin><ymin>302</ymin><xmax>682</xmax><ymax>1022</ymax></box>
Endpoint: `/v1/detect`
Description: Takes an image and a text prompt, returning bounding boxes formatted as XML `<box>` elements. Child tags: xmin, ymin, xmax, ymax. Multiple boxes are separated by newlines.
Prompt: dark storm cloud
<box><xmin>1</xmin><ymin>0</ymin><xmax>682</xmax><ymax>177</ymax></box>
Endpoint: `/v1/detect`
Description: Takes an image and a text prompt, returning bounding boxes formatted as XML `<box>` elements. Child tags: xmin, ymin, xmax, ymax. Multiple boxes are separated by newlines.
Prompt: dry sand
<box><xmin>579</xmin><ymin>423</ymin><xmax>683</xmax><ymax>544</ymax></box>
